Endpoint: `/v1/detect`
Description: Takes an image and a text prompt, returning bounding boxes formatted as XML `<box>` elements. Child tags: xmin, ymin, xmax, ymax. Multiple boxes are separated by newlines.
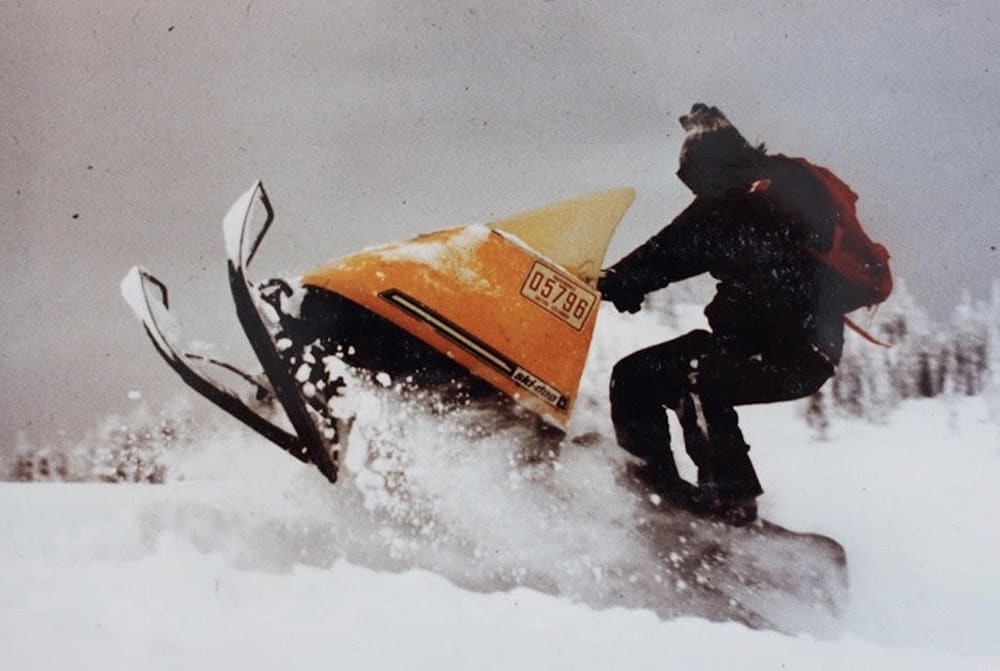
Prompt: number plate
<box><xmin>520</xmin><ymin>261</ymin><xmax>597</xmax><ymax>330</ymax></box>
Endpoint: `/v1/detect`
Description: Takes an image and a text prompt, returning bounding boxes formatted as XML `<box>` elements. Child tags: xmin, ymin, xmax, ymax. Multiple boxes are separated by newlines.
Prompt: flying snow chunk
<box><xmin>375</xmin><ymin>372</ymin><xmax>392</xmax><ymax>387</ymax></box>
<box><xmin>127</xmin><ymin>390</ymin><xmax>142</xmax><ymax>401</ymax></box>
<box><xmin>323</xmin><ymin>356</ymin><xmax>348</xmax><ymax>379</ymax></box>
<box><xmin>295</xmin><ymin>364</ymin><xmax>311</xmax><ymax>383</ymax></box>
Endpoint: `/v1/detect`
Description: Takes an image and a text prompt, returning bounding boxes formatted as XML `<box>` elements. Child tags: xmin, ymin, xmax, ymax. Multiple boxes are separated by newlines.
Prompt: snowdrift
<box><xmin>3</xmin><ymin>303</ymin><xmax>999</xmax><ymax>669</ymax></box>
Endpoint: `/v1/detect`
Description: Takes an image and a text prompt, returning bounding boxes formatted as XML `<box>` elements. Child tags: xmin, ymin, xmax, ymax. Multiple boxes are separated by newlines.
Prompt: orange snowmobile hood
<box><xmin>302</xmin><ymin>188</ymin><xmax>635</xmax><ymax>428</ymax></box>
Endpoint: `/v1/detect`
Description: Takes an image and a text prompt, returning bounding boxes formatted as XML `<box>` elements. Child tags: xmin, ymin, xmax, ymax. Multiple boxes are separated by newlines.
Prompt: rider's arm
<box><xmin>605</xmin><ymin>197</ymin><xmax>728</xmax><ymax>295</ymax></box>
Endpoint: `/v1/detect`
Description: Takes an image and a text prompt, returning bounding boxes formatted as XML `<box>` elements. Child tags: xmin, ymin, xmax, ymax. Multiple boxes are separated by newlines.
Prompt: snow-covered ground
<box><xmin>3</xmin><ymin>305</ymin><xmax>999</xmax><ymax>669</ymax></box>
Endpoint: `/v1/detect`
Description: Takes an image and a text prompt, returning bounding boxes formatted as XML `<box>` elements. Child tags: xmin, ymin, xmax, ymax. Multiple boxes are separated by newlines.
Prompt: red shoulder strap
<box><xmin>844</xmin><ymin>315</ymin><xmax>891</xmax><ymax>348</ymax></box>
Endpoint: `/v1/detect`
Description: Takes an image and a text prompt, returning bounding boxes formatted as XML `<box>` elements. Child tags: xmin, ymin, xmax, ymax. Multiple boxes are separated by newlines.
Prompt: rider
<box><xmin>598</xmin><ymin>104</ymin><xmax>857</xmax><ymax>525</ymax></box>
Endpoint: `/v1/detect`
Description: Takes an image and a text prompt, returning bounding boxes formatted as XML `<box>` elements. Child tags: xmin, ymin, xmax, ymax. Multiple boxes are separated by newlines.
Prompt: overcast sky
<box><xmin>2</xmin><ymin>1</ymin><xmax>998</xmax><ymax>442</ymax></box>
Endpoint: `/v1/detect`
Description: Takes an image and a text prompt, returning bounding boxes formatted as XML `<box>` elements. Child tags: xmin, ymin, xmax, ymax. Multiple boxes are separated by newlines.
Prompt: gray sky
<box><xmin>2</xmin><ymin>1</ymin><xmax>998</xmax><ymax>442</ymax></box>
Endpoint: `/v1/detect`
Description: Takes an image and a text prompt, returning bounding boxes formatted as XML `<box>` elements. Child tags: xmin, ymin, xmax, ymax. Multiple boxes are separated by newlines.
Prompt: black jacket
<box><xmin>609</xmin><ymin>156</ymin><xmax>848</xmax><ymax>360</ymax></box>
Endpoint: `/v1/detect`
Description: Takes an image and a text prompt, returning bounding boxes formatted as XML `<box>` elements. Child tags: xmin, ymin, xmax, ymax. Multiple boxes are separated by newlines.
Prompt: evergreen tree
<box><xmin>811</xmin><ymin>277</ymin><xmax>1000</xmax><ymax>420</ymax></box>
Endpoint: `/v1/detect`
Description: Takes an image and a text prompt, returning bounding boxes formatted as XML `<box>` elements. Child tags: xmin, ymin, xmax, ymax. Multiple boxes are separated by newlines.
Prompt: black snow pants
<box><xmin>609</xmin><ymin>329</ymin><xmax>835</xmax><ymax>500</ymax></box>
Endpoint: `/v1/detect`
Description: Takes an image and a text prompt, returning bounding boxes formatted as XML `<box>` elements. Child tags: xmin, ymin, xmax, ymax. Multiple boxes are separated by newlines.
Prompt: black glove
<box><xmin>597</xmin><ymin>269</ymin><xmax>645</xmax><ymax>314</ymax></box>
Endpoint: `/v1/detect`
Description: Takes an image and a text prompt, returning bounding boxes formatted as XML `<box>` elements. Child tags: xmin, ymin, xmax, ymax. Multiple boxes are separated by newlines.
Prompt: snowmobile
<box><xmin>122</xmin><ymin>182</ymin><xmax>636</xmax><ymax>483</ymax></box>
<box><xmin>122</xmin><ymin>182</ymin><xmax>849</xmax><ymax>622</ymax></box>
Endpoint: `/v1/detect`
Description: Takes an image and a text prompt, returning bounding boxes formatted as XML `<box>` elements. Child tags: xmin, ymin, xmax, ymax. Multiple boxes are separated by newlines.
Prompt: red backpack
<box><xmin>753</xmin><ymin>157</ymin><xmax>893</xmax><ymax>345</ymax></box>
<box><xmin>798</xmin><ymin>159</ymin><xmax>892</xmax><ymax>305</ymax></box>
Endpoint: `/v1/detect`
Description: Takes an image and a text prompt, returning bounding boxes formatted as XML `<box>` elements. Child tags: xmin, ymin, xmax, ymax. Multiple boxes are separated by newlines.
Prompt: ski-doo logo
<box><xmin>520</xmin><ymin>261</ymin><xmax>597</xmax><ymax>331</ymax></box>
<box><xmin>512</xmin><ymin>366</ymin><xmax>568</xmax><ymax>410</ymax></box>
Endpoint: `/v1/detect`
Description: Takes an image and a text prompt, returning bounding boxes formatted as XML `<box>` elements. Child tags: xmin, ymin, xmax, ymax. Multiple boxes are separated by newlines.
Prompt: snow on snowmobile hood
<box><xmin>301</xmin><ymin>189</ymin><xmax>635</xmax><ymax>428</ymax></box>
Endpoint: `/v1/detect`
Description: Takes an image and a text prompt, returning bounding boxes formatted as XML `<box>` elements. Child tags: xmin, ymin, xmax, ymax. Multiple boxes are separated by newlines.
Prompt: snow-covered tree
<box><xmin>811</xmin><ymin>278</ymin><xmax>999</xmax><ymax>421</ymax></box>
<box><xmin>982</xmin><ymin>280</ymin><xmax>1000</xmax><ymax>423</ymax></box>
<box><xmin>2</xmin><ymin>412</ymin><xmax>190</xmax><ymax>483</ymax></box>
<box><xmin>945</xmin><ymin>290</ymin><xmax>991</xmax><ymax>397</ymax></box>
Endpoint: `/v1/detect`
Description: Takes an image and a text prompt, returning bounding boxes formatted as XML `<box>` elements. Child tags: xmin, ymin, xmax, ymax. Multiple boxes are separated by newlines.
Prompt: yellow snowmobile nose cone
<box><xmin>303</xmin><ymin>188</ymin><xmax>635</xmax><ymax>428</ymax></box>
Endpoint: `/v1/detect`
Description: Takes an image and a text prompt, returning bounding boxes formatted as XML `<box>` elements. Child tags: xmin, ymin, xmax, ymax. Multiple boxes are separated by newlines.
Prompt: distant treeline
<box><xmin>2</xmin><ymin>415</ymin><xmax>185</xmax><ymax>484</ymax></box>
<box><xmin>806</xmin><ymin>280</ymin><xmax>1000</xmax><ymax>427</ymax></box>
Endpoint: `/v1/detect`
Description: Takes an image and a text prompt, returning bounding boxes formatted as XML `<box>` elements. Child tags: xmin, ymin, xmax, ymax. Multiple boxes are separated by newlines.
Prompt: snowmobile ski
<box><xmin>222</xmin><ymin>182</ymin><xmax>341</xmax><ymax>483</ymax></box>
<box><xmin>119</xmin><ymin>266</ymin><xmax>308</xmax><ymax>463</ymax></box>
